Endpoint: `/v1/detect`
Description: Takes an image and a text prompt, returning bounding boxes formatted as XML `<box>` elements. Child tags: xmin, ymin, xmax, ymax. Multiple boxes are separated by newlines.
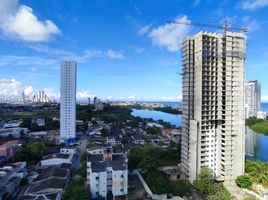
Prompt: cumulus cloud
<box><xmin>23</xmin><ymin>85</ymin><xmax>33</xmax><ymax>96</ymax></box>
<box><xmin>127</xmin><ymin>95</ymin><xmax>136</xmax><ymax>100</ymax></box>
<box><xmin>239</xmin><ymin>0</ymin><xmax>268</xmax><ymax>10</ymax></box>
<box><xmin>106</xmin><ymin>50</ymin><xmax>124</xmax><ymax>59</ymax></box>
<box><xmin>0</xmin><ymin>0</ymin><xmax>60</xmax><ymax>42</ymax></box>
<box><xmin>0</xmin><ymin>78</ymin><xmax>21</xmax><ymax>95</ymax></box>
<box><xmin>147</xmin><ymin>15</ymin><xmax>191</xmax><ymax>52</ymax></box>
<box><xmin>43</xmin><ymin>87</ymin><xmax>60</xmax><ymax>100</ymax></box>
<box><xmin>76</xmin><ymin>90</ymin><xmax>96</xmax><ymax>99</ymax></box>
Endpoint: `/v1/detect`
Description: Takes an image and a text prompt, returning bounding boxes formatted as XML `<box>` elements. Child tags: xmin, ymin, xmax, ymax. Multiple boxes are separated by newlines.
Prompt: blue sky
<box><xmin>0</xmin><ymin>0</ymin><xmax>268</xmax><ymax>101</ymax></box>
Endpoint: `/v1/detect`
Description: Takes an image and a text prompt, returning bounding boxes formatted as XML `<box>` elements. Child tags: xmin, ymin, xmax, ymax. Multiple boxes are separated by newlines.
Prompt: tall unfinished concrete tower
<box><xmin>181</xmin><ymin>31</ymin><xmax>246</xmax><ymax>185</ymax></box>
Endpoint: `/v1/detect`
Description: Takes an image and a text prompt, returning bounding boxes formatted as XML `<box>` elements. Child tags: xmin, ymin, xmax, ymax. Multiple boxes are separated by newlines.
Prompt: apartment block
<box><xmin>245</xmin><ymin>80</ymin><xmax>261</xmax><ymax>118</ymax></box>
<box><xmin>87</xmin><ymin>146</ymin><xmax>128</xmax><ymax>200</ymax></box>
<box><xmin>181</xmin><ymin>31</ymin><xmax>246</xmax><ymax>185</ymax></box>
<box><xmin>60</xmin><ymin>61</ymin><xmax>77</xmax><ymax>143</ymax></box>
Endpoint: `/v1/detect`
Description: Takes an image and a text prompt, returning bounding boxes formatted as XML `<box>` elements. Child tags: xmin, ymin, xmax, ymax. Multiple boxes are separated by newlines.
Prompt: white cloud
<box><xmin>76</xmin><ymin>90</ymin><xmax>96</xmax><ymax>99</ymax></box>
<box><xmin>138</xmin><ymin>24</ymin><xmax>152</xmax><ymax>36</ymax></box>
<box><xmin>239</xmin><ymin>0</ymin><xmax>268</xmax><ymax>10</ymax></box>
<box><xmin>0</xmin><ymin>0</ymin><xmax>60</xmax><ymax>42</ymax></box>
<box><xmin>160</xmin><ymin>96</ymin><xmax>182</xmax><ymax>101</ymax></box>
<box><xmin>30</xmin><ymin>46</ymin><xmax>102</xmax><ymax>62</ymax></box>
<box><xmin>43</xmin><ymin>87</ymin><xmax>60</xmax><ymax>100</ymax></box>
<box><xmin>261</xmin><ymin>96</ymin><xmax>268</xmax><ymax>102</ymax></box>
<box><xmin>30</xmin><ymin>46</ymin><xmax>124</xmax><ymax>61</ymax></box>
<box><xmin>0</xmin><ymin>78</ymin><xmax>21</xmax><ymax>96</ymax></box>
<box><xmin>127</xmin><ymin>95</ymin><xmax>136</xmax><ymax>100</ymax></box>
<box><xmin>242</xmin><ymin>16</ymin><xmax>260</xmax><ymax>31</ymax></box>
<box><xmin>106</xmin><ymin>50</ymin><xmax>124</xmax><ymax>59</ymax></box>
<box><xmin>148</xmin><ymin>15</ymin><xmax>191</xmax><ymax>52</ymax></box>
<box><xmin>0</xmin><ymin>55</ymin><xmax>58</xmax><ymax>66</ymax></box>
<box><xmin>23</xmin><ymin>85</ymin><xmax>33</xmax><ymax>96</ymax></box>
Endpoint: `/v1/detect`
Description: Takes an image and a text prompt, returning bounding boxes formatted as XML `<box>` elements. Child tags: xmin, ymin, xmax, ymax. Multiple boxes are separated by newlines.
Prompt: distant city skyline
<box><xmin>1</xmin><ymin>0</ymin><xmax>268</xmax><ymax>101</ymax></box>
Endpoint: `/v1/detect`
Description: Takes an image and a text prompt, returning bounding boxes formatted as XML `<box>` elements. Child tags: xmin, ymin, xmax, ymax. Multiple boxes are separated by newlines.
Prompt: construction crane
<box><xmin>166</xmin><ymin>20</ymin><xmax>248</xmax><ymax>36</ymax></box>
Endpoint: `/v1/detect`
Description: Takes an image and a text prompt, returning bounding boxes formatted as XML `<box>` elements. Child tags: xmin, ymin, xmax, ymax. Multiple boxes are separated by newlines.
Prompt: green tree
<box><xmin>236</xmin><ymin>175</ymin><xmax>252</xmax><ymax>190</ymax></box>
<box><xmin>62</xmin><ymin>178</ymin><xmax>90</xmax><ymax>200</ymax></box>
<box><xmin>193</xmin><ymin>166</ymin><xmax>214</xmax><ymax>194</ymax></box>
<box><xmin>100</xmin><ymin>128</ymin><xmax>110</xmax><ymax>137</ymax></box>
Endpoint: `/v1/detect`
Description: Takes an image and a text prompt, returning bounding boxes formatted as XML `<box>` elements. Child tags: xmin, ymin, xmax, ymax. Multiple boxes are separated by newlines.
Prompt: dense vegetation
<box><xmin>77</xmin><ymin>104</ymin><xmax>135</xmax><ymax>122</ymax></box>
<box><xmin>193</xmin><ymin>167</ymin><xmax>232</xmax><ymax>200</ymax></box>
<box><xmin>238</xmin><ymin>160</ymin><xmax>268</xmax><ymax>188</ymax></box>
<box><xmin>127</xmin><ymin>145</ymin><xmax>192</xmax><ymax>197</ymax></box>
<box><xmin>62</xmin><ymin>178</ymin><xmax>91</xmax><ymax>200</ymax></box>
<box><xmin>246</xmin><ymin>117</ymin><xmax>268</xmax><ymax>135</ymax></box>
<box><xmin>73</xmin><ymin>152</ymin><xmax>88</xmax><ymax>178</ymax></box>
<box><xmin>12</xmin><ymin>142</ymin><xmax>61</xmax><ymax>164</ymax></box>
<box><xmin>144</xmin><ymin>169</ymin><xmax>192</xmax><ymax>196</ymax></box>
<box><xmin>130</xmin><ymin>105</ymin><xmax>181</xmax><ymax>115</ymax></box>
<box><xmin>128</xmin><ymin>145</ymin><xmax>181</xmax><ymax>170</ymax></box>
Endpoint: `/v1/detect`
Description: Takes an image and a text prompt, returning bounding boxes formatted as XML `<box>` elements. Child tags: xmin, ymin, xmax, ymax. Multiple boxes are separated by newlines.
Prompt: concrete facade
<box><xmin>60</xmin><ymin>61</ymin><xmax>77</xmax><ymax>143</ymax></box>
<box><xmin>181</xmin><ymin>31</ymin><xmax>246</xmax><ymax>185</ymax></box>
<box><xmin>245</xmin><ymin>80</ymin><xmax>261</xmax><ymax>118</ymax></box>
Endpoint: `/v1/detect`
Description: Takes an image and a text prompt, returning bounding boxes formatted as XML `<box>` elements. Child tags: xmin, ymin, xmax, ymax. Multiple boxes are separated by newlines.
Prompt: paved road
<box><xmin>72</xmin><ymin>135</ymin><xmax>88</xmax><ymax>168</ymax></box>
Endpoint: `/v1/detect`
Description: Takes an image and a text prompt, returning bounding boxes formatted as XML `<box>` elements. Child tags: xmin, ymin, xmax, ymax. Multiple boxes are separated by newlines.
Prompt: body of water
<box><xmin>246</xmin><ymin>127</ymin><xmax>268</xmax><ymax>162</ymax></box>
<box><xmin>131</xmin><ymin>109</ymin><xmax>181</xmax><ymax>127</ymax></box>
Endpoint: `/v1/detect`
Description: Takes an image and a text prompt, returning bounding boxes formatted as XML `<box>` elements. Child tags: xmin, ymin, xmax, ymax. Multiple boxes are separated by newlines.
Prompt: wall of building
<box><xmin>60</xmin><ymin>61</ymin><xmax>77</xmax><ymax>143</ymax></box>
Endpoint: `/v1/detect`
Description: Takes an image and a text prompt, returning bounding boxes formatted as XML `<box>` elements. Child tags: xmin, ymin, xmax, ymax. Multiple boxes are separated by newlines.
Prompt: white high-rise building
<box><xmin>181</xmin><ymin>31</ymin><xmax>246</xmax><ymax>185</ymax></box>
<box><xmin>60</xmin><ymin>61</ymin><xmax>77</xmax><ymax>143</ymax></box>
<box><xmin>245</xmin><ymin>80</ymin><xmax>261</xmax><ymax>118</ymax></box>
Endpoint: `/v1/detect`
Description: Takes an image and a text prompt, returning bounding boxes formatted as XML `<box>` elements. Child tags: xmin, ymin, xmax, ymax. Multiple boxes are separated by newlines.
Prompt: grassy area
<box><xmin>246</xmin><ymin>117</ymin><xmax>268</xmax><ymax>135</ymax></box>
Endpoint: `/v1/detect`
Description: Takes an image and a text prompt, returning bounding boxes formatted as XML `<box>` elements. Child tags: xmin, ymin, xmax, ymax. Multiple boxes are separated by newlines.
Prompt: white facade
<box><xmin>41</xmin><ymin>154</ymin><xmax>73</xmax><ymax>166</ymax></box>
<box><xmin>60</xmin><ymin>147</ymin><xmax>77</xmax><ymax>155</ymax></box>
<box><xmin>245</xmin><ymin>80</ymin><xmax>261</xmax><ymax>118</ymax></box>
<box><xmin>60</xmin><ymin>61</ymin><xmax>77</xmax><ymax>143</ymax></box>
<box><xmin>87</xmin><ymin>152</ymin><xmax>128</xmax><ymax>200</ymax></box>
<box><xmin>181</xmin><ymin>31</ymin><xmax>246</xmax><ymax>185</ymax></box>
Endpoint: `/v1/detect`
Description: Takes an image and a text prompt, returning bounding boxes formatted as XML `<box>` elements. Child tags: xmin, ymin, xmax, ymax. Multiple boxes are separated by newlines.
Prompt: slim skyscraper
<box><xmin>181</xmin><ymin>31</ymin><xmax>246</xmax><ymax>185</ymax></box>
<box><xmin>245</xmin><ymin>80</ymin><xmax>261</xmax><ymax>118</ymax></box>
<box><xmin>60</xmin><ymin>61</ymin><xmax>77</xmax><ymax>143</ymax></box>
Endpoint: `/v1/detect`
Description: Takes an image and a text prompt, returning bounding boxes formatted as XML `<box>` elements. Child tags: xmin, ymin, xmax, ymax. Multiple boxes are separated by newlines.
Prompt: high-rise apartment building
<box><xmin>181</xmin><ymin>31</ymin><xmax>246</xmax><ymax>185</ymax></box>
<box><xmin>245</xmin><ymin>80</ymin><xmax>261</xmax><ymax>118</ymax></box>
<box><xmin>60</xmin><ymin>61</ymin><xmax>77</xmax><ymax>143</ymax></box>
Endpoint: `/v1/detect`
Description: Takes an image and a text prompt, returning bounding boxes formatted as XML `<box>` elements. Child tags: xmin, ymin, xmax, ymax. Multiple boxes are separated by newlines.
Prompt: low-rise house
<box><xmin>0</xmin><ymin>128</ymin><xmax>28</xmax><ymax>139</ymax></box>
<box><xmin>3</xmin><ymin>120</ymin><xmax>22</xmax><ymax>129</ymax></box>
<box><xmin>60</xmin><ymin>147</ymin><xmax>77</xmax><ymax>155</ymax></box>
<box><xmin>146</xmin><ymin>122</ymin><xmax>164</xmax><ymax>129</ymax></box>
<box><xmin>31</xmin><ymin>118</ymin><xmax>45</xmax><ymax>127</ymax></box>
<box><xmin>131</xmin><ymin>135</ymin><xmax>145</xmax><ymax>145</ymax></box>
<box><xmin>41</xmin><ymin>153</ymin><xmax>73</xmax><ymax>166</ymax></box>
<box><xmin>29</xmin><ymin>131</ymin><xmax>47</xmax><ymax>137</ymax></box>
<box><xmin>106</xmin><ymin>136</ymin><xmax>116</xmax><ymax>146</ymax></box>
<box><xmin>19</xmin><ymin>164</ymin><xmax>71</xmax><ymax>200</ymax></box>
<box><xmin>157</xmin><ymin>165</ymin><xmax>181</xmax><ymax>181</ymax></box>
<box><xmin>0</xmin><ymin>162</ymin><xmax>27</xmax><ymax>199</ymax></box>
<box><xmin>87</xmin><ymin>147</ymin><xmax>128</xmax><ymax>200</ymax></box>
<box><xmin>0</xmin><ymin>140</ymin><xmax>19</xmax><ymax>161</ymax></box>
<box><xmin>87</xmin><ymin>145</ymin><xmax>105</xmax><ymax>155</ymax></box>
